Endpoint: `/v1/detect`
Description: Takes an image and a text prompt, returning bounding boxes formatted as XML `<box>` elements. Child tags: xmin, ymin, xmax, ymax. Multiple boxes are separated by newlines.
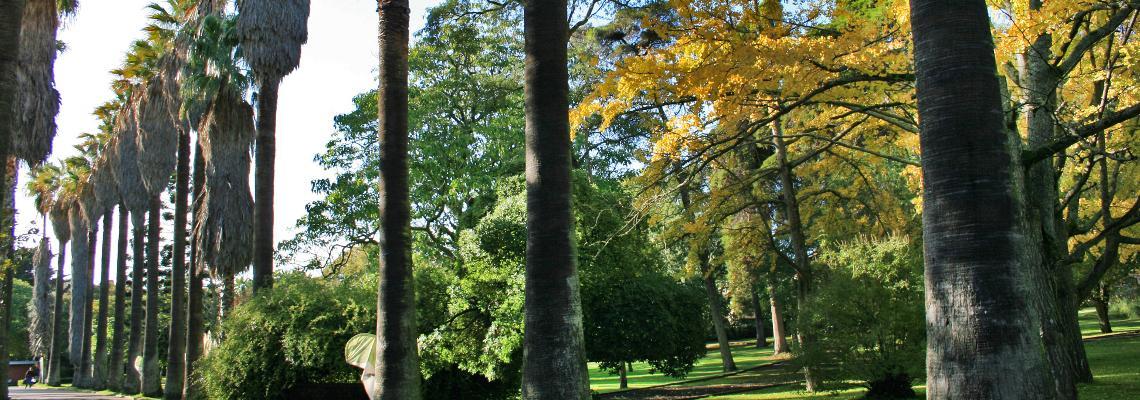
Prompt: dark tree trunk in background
<box><xmin>374</xmin><ymin>0</ymin><xmax>420</xmax><ymax>398</ymax></box>
<box><xmin>618</xmin><ymin>362</ymin><xmax>628</xmax><ymax>389</ymax></box>
<box><xmin>69</xmin><ymin>220</ymin><xmax>91</xmax><ymax>388</ymax></box>
<box><xmin>47</xmin><ymin>242</ymin><xmax>66</xmax><ymax>386</ymax></box>
<box><xmin>752</xmin><ymin>284</ymin><xmax>766</xmax><ymax>348</ymax></box>
<box><xmin>0</xmin><ymin>4</ymin><xmax>26</xmax><ymax>395</ymax></box>
<box><xmin>0</xmin><ymin>159</ymin><xmax>17</xmax><ymax>400</ymax></box>
<box><xmin>164</xmin><ymin>127</ymin><xmax>190</xmax><ymax>400</ymax></box>
<box><xmin>184</xmin><ymin>143</ymin><xmax>206</xmax><ymax>400</ymax></box>
<box><xmin>911</xmin><ymin>0</ymin><xmax>1053</xmax><ymax>397</ymax></box>
<box><xmin>767</xmin><ymin>276</ymin><xmax>788</xmax><ymax>355</ymax></box>
<box><xmin>519</xmin><ymin>0</ymin><xmax>591</xmax><ymax>397</ymax></box>
<box><xmin>1093</xmin><ymin>285</ymin><xmax>1111</xmax><ymax>334</ymax></box>
<box><xmin>80</xmin><ymin>229</ymin><xmax>96</xmax><ymax>387</ymax></box>
<box><xmin>142</xmin><ymin>197</ymin><xmax>162</xmax><ymax>396</ymax></box>
<box><xmin>93</xmin><ymin>212</ymin><xmax>113</xmax><ymax>388</ymax></box>
<box><xmin>252</xmin><ymin>79</ymin><xmax>279</xmax><ymax>294</ymax></box>
<box><xmin>124</xmin><ymin>212</ymin><xmax>146</xmax><ymax>395</ymax></box>
<box><xmin>700</xmin><ymin>258</ymin><xmax>736</xmax><ymax>372</ymax></box>
<box><xmin>107</xmin><ymin>208</ymin><xmax>128</xmax><ymax>391</ymax></box>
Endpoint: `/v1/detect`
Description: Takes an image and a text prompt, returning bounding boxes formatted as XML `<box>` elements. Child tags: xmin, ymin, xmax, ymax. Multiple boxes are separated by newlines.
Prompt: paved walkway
<box><xmin>8</xmin><ymin>387</ymin><xmax>129</xmax><ymax>399</ymax></box>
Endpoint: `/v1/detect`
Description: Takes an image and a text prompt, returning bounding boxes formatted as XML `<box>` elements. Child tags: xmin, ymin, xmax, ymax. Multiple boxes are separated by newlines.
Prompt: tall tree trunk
<box><xmin>1018</xmin><ymin>12</ymin><xmax>1078</xmax><ymax>397</ymax></box>
<box><xmin>374</xmin><ymin>0</ymin><xmax>420</xmax><ymax>398</ymax></box>
<box><xmin>47</xmin><ymin>241</ymin><xmax>65</xmax><ymax>386</ymax></box>
<box><xmin>752</xmin><ymin>284</ymin><xmax>766</xmax><ymax>348</ymax></box>
<box><xmin>164</xmin><ymin>127</ymin><xmax>190</xmax><ymax>400</ymax></box>
<box><xmin>107</xmin><ymin>208</ymin><xmax>128</xmax><ymax>391</ymax></box>
<box><xmin>252</xmin><ymin>79</ymin><xmax>279</xmax><ymax>293</ymax></box>
<box><xmin>142</xmin><ymin>196</ymin><xmax>162</xmax><ymax>396</ymax></box>
<box><xmin>520</xmin><ymin>0</ymin><xmax>591</xmax><ymax>397</ymax></box>
<box><xmin>767</xmin><ymin>275</ymin><xmax>788</xmax><ymax>355</ymax></box>
<box><xmin>184</xmin><ymin>143</ymin><xmax>206</xmax><ymax>400</ymax></box>
<box><xmin>68</xmin><ymin>207</ymin><xmax>90</xmax><ymax>387</ymax></box>
<box><xmin>93</xmin><ymin>211</ymin><xmax>113</xmax><ymax>388</ymax></box>
<box><xmin>1093</xmin><ymin>285</ymin><xmax>1111</xmax><ymax>334</ymax></box>
<box><xmin>618</xmin><ymin>362</ymin><xmax>628</xmax><ymax>389</ymax></box>
<box><xmin>0</xmin><ymin>158</ymin><xmax>17</xmax><ymax>400</ymax></box>
<box><xmin>79</xmin><ymin>229</ymin><xmax>96</xmax><ymax>387</ymax></box>
<box><xmin>124</xmin><ymin>212</ymin><xmax>146</xmax><ymax>394</ymax></box>
<box><xmin>910</xmin><ymin>0</ymin><xmax>1053</xmax><ymax>397</ymax></box>
<box><xmin>772</xmin><ymin>118</ymin><xmax>818</xmax><ymax>391</ymax></box>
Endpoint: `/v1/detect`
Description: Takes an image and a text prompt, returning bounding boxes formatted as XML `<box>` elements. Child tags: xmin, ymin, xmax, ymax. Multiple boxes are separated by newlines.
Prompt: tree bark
<box><xmin>910</xmin><ymin>0</ymin><xmax>1054</xmax><ymax>397</ymax></box>
<box><xmin>252</xmin><ymin>78</ymin><xmax>279</xmax><ymax>293</ymax></box>
<box><xmin>47</xmin><ymin>241</ymin><xmax>65</xmax><ymax>386</ymax></box>
<box><xmin>700</xmin><ymin>260</ymin><xmax>737</xmax><ymax>372</ymax></box>
<box><xmin>123</xmin><ymin>212</ymin><xmax>146</xmax><ymax>395</ymax></box>
<box><xmin>93</xmin><ymin>212</ymin><xmax>113</xmax><ymax>388</ymax></box>
<box><xmin>1093</xmin><ymin>285</ymin><xmax>1111</xmax><ymax>334</ymax></box>
<box><xmin>752</xmin><ymin>284</ymin><xmax>766</xmax><ymax>348</ymax></box>
<box><xmin>164</xmin><ymin>126</ymin><xmax>190</xmax><ymax>400</ymax></box>
<box><xmin>772</xmin><ymin>118</ymin><xmax>818</xmax><ymax>391</ymax></box>
<box><xmin>184</xmin><ymin>143</ymin><xmax>206</xmax><ymax>400</ymax></box>
<box><xmin>767</xmin><ymin>275</ymin><xmax>788</xmax><ymax>355</ymax></box>
<box><xmin>68</xmin><ymin>208</ymin><xmax>90</xmax><ymax>387</ymax></box>
<box><xmin>0</xmin><ymin>158</ymin><xmax>18</xmax><ymax>400</ymax></box>
<box><xmin>519</xmin><ymin>0</ymin><xmax>591</xmax><ymax>397</ymax></box>
<box><xmin>374</xmin><ymin>0</ymin><xmax>420</xmax><ymax>398</ymax></box>
<box><xmin>107</xmin><ymin>207</ymin><xmax>128</xmax><ymax>391</ymax></box>
<box><xmin>142</xmin><ymin>197</ymin><xmax>162</xmax><ymax>396</ymax></box>
<box><xmin>78</xmin><ymin>228</ymin><xmax>96</xmax><ymax>387</ymax></box>
<box><xmin>618</xmin><ymin>362</ymin><xmax>628</xmax><ymax>389</ymax></box>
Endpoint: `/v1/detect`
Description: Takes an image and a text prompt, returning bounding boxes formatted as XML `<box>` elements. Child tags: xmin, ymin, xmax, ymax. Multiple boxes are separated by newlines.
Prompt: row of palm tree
<box><xmin>5</xmin><ymin>0</ymin><xmax>309</xmax><ymax>399</ymax></box>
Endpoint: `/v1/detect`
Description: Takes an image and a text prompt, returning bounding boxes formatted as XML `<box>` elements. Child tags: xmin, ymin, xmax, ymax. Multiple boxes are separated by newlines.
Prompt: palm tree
<box><xmin>106</xmin><ymin>204</ymin><xmax>128</xmax><ymax>392</ymax></box>
<box><xmin>520</xmin><ymin>0</ymin><xmax>590</xmax><ymax>397</ymax></box>
<box><xmin>183</xmin><ymin>143</ymin><xmax>205</xmax><ymax>399</ymax></box>
<box><xmin>373</xmin><ymin>0</ymin><xmax>419</xmax><ymax>398</ymax></box>
<box><xmin>910</xmin><ymin>0</ymin><xmax>1053</xmax><ymax>397</ymax></box>
<box><xmin>89</xmin><ymin>150</ymin><xmax>121</xmax><ymax>389</ymax></box>
<box><xmin>46</xmin><ymin>197</ymin><xmax>70</xmax><ymax>386</ymax></box>
<box><xmin>112</xmin><ymin>104</ymin><xmax>153</xmax><ymax>395</ymax></box>
<box><xmin>67</xmin><ymin>198</ymin><xmax>91</xmax><ymax>387</ymax></box>
<box><xmin>236</xmin><ymin>0</ymin><xmax>311</xmax><ymax>293</ymax></box>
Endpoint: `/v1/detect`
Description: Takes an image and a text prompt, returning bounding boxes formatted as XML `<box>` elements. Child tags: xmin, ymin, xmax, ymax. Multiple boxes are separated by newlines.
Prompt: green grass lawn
<box><xmin>589</xmin><ymin>340</ymin><xmax>780</xmax><ymax>393</ymax></box>
<box><xmin>606</xmin><ymin>308</ymin><xmax>1140</xmax><ymax>399</ymax></box>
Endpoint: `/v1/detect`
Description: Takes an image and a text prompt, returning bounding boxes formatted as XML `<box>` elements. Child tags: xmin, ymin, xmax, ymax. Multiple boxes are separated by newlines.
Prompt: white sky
<box><xmin>14</xmin><ymin>0</ymin><xmax>438</xmax><ymax>281</ymax></box>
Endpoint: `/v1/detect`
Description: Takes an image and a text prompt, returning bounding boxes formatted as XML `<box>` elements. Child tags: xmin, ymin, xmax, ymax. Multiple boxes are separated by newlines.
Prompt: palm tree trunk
<box><xmin>93</xmin><ymin>212</ymin><xmax>113</xmax><ymax>389</ymax></box>
<box><xmin>47</xmin><ymin>241</ymin><xmax>65</xmax><ymax>386</ymax></box>
<box><xmin>123</xmin><ymin>212</ymin><xmax>146</xmax><ymax>394</ymax></box>
<box><xmin>68</xmin><ymin>209</ymin><xmax>90</xmax><ymax>386</ymax></box>
<box><xmin>0</xmin><ymin>159</ymin><xmax>17</xmax><ymax>400</ymax></box>
<box><xmin>767</xmin><ymin>275</ymin><xmax>788</xmax><ymax>355</ymax></box>
<box><xmin>772</xmin><ymin>118</ymin><xmax>818</xmax><ymax>391</ymax></box>
<box><xmin>79</xmin><ymin>228</ymin><xmax>96</xmax><ymax>387</ymax></box>
<box><xmin>751</xmin><ymin>284</ymin><xmax>765</xmax><ymax>348</ymax></box>
<box><xmin>164</xmin><ymin>127</ymin><xmax>190</xmax><ymax>400</ymax></box>
<box><xmin>910</xmin><ymin>0</ymin><xmax>1053</xmax><ymax>397</ymax></box>
<box><xmin>107</xmin><ymin>207</ymin><xmax>128</xmax><ymax>391</ymax></box>
<box><xmin>184</xmin><ymin>143</ymin><xmax>205</xmax><ymax>400</ymax></box>
<box><xmin>520</xmin><ymin>0</ymin><xmax>590</xmax><ymax>397</ymax></box>
<box><xmin>252</xmin><ymin>79</ymin><xmax>279</xmax><ymax>294</ymax></box>
<box><xmin>374</xmin><ymin>0</ymin><xmax>420</xmax><ymax>398</ymax></box>
<box><xmin>142</xmin><ymin>196</ymin><xmax>163</xmax><ymax>396</ymax></box>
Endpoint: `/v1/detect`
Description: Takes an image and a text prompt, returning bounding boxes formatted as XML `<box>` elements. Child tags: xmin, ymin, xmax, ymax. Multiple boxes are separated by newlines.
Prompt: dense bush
<box><xmin>797</xmin><ymin>235</ymin><xmax>925</xmax><ymax>399</ymax></box>
<box><xmin>197</xmin><ymin>273</ymin><xmax>374</xmax><ymax>400</ymax></box>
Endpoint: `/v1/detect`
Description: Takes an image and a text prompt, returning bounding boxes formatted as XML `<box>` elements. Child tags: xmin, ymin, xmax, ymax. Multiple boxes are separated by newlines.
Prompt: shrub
<box><xmin>197</xmin><ymin>273</ymin><xmax>374</xmax><ymax>399</ymax></box>
<box><xmin>798</xmin><ymin>235</ymin><xmax>925</xmax><ymax>399</ymax></box>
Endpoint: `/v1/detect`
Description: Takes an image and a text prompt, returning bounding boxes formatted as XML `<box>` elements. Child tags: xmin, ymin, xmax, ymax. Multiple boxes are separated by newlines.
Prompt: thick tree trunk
<box><xmin>93</xmin><ymin>212</ymin><xmax>113</xmax><ymax>388</ymax></box>
<box><xmin>911</xmin><ymin>0</ymin><xmax>1054</xmax><ymax>397</ymax></box>
<box><xmin>184</xmin><ymin>143</ymin><xmax>206</xmax><ymax>400</ymax></box>
<box><xmin>123</xmin><ymin>212</ymin><xmax>146</xmax><ymax>394</ymax></box>
<box><xmin>772</xmin><ymin>118</ymin><xmax>818</xmax><ymax>391</ymax></box>
<box><xmin>701</xmin><ymin>262</ymin><xmax>737</xmax><ymax>372</ymax></box>
<box><xmin>1093</xmin><ymin>285</ymin><xmax>1111</xmax><ymax>334</ymax></box>
<box><xmin>47</xmin><ymin>242</ymin><xmax>65</xmax><ymax>386</ymax></box>
<box><xmin>107</xmin><ymin>208</ymin><xmax>128</xmax><ymax>391</ymax></box>
<box><xmin>252</xmin><ymin>79</ymin><xmax>279</xmax><ymax>294</ymax></box>
<box><xmin>164</xmin><ymin>127</ymin><xmax>190</xmax><ymax>400</ymax></box>
<box><xmin>519</xmin><ymin>0</ymin><xmax>590</xmax><ymax>397</ymax></box>
<box><xmin>767</xmin><ymin>276</ymin><xmax>788</xmax><ymax>355</ymax></box>
<box><xmin>618</xmin><ymin>362</ymin><xmax>628</xmax><ymax>389</ymax></box>
<box><xmin>142</xmin><ymin>197</ymin><xmax>162</xmax><ymax>396</ymax></box>
<box><xmin>752</xmin><ymin>285</ymin><xmax>766</xmax><ymax>348</ymax></box>
<box><xmin>374</xmin><ymin>0</ymin><xmax>420</xmax><ymax>398</ymax></box>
